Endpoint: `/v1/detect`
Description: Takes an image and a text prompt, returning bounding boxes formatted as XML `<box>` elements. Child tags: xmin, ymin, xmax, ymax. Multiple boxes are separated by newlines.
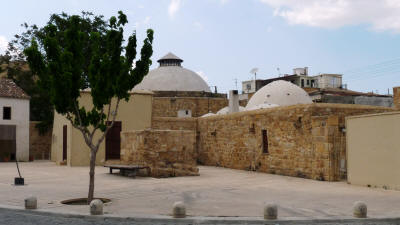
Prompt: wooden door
<box><xmin>0</xmin><ymin>125</ymin><xmax>16</xmax><ymax>161</ymax></box>
<box><xmin>63</xmin><ymin>125</ymin><xmax>67</xmax><ymax>161</ymax></box>
<box><xmin>262</xmin><ymin>129</ymin><xmax>268</xmax><ymax>154</ymax></box>
<box><xmin>106</xmin><ymin>121</ymin><xmax>122</xmax><ymax>160</ymax></box>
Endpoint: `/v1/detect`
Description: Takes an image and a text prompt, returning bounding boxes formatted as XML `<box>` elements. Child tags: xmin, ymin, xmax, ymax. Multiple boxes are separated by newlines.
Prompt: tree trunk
<box><xmin>87</xmin><ymin>149</ymin><xmax>96</xmax><ymax>204</ymax></box>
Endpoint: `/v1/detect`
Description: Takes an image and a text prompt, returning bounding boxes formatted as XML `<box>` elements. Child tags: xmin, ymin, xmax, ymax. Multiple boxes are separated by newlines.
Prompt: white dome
<box><xmin>216</xmin><ymin>106</ymin><xmax>245</xmax><ymax>115</ymax></box>
<box><xmin>246</xmin><ymin>80</ymin><xmax>312</xmax><ymax>109</ymax></box>
<box><xmin>201</xmin><ymin>112</ymin><xmax>216</xmax><ymax>117</ymax></box>
<box><xmin>245</xmin><ymin>103</ymin><xmax>279</xmax><ymax>111</ymax></box>
<box><xmin>134</xmin><ymin>53</ymin><xmax>211</xmax><ymax>92</ymax></box>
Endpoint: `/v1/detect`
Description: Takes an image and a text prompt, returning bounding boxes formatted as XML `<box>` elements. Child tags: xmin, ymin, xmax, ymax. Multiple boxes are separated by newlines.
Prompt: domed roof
<box><xmin>245</xmin><ymin>103</ymin><xmax>279</xmax><ymax>111</ymax></box>
<box><xmin>216</xmin><ymin>106</ymin><xmax>245</xmax><ymax>115</ymax></box>
<box><xmin>134</xmin><ymin>52</ymin><xmax>211</xmax><ymax>92</ymax></box>
<box><xmin>201</xmin><ymin>112</ymin><xmax>216</xmax><ymax>117</ymax></box>
<box><xmin>246</xmin><ymin>80</ymin><xmax>312</xmax><ymax>109</ymax></box>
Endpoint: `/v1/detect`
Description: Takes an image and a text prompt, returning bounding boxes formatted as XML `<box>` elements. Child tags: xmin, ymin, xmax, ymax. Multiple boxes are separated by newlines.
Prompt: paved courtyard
<box><xmin>1</xmin><ymin>161</ymin><xmax>400</xmax><ymax>220</ymax></box>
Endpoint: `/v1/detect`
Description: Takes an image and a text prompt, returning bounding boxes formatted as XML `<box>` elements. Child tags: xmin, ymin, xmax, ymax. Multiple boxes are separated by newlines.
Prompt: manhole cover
<box><xmin>61</xmin><ymin>198</ymin><xmax>111</xmax><ymax>205</ymax></box>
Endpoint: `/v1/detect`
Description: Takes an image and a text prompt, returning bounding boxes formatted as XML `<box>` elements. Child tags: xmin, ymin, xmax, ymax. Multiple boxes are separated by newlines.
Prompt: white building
<box><xmin>0</xmin><ymin>79</ymin><xmax>30</xmax><ymax>161</ymax></box>
<box><xmin>241</xmin><ymin>67</ymin><xmax>343</xmax><ymax>94</ymax></box>
<box><xmin>313</xmin><ymin>73</ymin><xmax>343</xmax><ymax>89</ymax></box>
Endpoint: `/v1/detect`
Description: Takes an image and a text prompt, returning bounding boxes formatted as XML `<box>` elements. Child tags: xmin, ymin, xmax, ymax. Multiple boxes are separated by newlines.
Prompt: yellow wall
<box><xmin>51</xmin><ymin>90</ymin><xmax>153</xmax><ymax>166</ymax></box>
<box><xmin>51</xmin><ymin>112</ymin><xmax>72</xmax><ymax>164</ymax></box>
<box><xmin>346</xmin><ymin>112</ymin><xmax>400</xmax><ymax>190</ymax></box>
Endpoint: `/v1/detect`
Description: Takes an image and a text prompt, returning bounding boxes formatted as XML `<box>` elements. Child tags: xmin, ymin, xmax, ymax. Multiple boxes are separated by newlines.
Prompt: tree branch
<box><xmin>105</xmin><ymin>98</ymin><xmax>112</xmax><ymax>124</ymax></box>
<box><xmin>89</xmin><ymin>107</ymin><xmax>104</xmax><ymax>140</ymax></box>
<box><xmin>73</xmin><ymin>101</ymin><xmax>83</xmax><ymax>128</ymax></box>
<box><xmin>66</xmin><ymin>112</ymin><xmax>94</xmax><ymax>150</ymax></box>
<box><xmin>94</xmin><ymin>98</ymin><xmax>120</xmax><ymax>152</ymax></box>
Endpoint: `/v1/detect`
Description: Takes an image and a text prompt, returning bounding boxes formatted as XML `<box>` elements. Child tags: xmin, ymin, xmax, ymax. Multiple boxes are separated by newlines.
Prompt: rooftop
<box><xmin>157</xmin><ymin>52</ymin><xmax>183</xmax><ymax>63</ymax></box>
<box><xmin>0</xmin><ymin>78</ymin><xmax>30</xmax><ymax>99</ymax></box>
<box><xmin>134</xmin><ymin>52</ymin><xmax>211</xmax><ymax>92</ymax></box>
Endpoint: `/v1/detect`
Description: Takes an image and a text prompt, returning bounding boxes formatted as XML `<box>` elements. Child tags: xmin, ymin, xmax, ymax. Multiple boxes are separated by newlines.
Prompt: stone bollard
<box><xmin>24</xmin><ymin>197</ymin><xmax>37</xmax><ymax>209</ymax></box>
<box><xmin>353</xmin><ymin>201</ymin><xmax>367</xmax><ymax>218</ymax></box>
<box><xmin>264</xmin><ymin>203</ymin><xmax>278</xmax><ymax>220</ymax></box>
<box><xmin>90</xmin><ymin>199</ymin><xmax>103</xmax><ymax>215</ymax></box>
<box><xmin>172</xmin><ymin>201</ymin><xmax>186</xmax><ymax>218</ymax></box>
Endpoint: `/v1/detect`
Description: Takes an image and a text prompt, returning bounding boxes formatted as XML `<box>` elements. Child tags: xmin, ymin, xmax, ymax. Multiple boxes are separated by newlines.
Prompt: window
<box><xmin>301</xmin><ymin>79</ymin><xmax>304</xmax><ymax>87</ymax></box>
<box><xmin>262</xmin><ymin>129</ymin><xmax>268</xmax><ymax>154</ymax></box>
<box><xmin>331</xmin><ymin>77</ymin><xmax>337</xmax><ymax>87</ymax></box>
<box><xmin>3</xmin><ymin>107</ymin><xmax>11</xmax><ymax>120</ymax></box>
<box><xmin>306</xmin><ymin>80</ymin><xmax>310</xmax><ymax>85</ymax></box>
<box><xmin>178</xmin><ymin>109</ymin><xmax>191</xmax><ymax>118</ymax></box>
<box><xmin>246</xmin><ymin>84</ymin><xmax>251</xmax><ymax>90</ymax></box>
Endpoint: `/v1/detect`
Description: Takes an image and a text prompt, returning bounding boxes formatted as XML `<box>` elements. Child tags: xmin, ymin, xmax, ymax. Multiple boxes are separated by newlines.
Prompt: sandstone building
<box><xmin>134</xmin><ymin>52</ymin><xmax>228</xmax><ymax>118</ymax></box>
<box><xmin>50</xmin><ymin>52</ymin><xmax>226</xmax><ymax>167</ymax></box>
<box><xmin>49</xmin><ymin>52</ymin><xmax>397</xmax><ymax>183</ymax></box>
<box><xmin>148</xmin><ymin>81</ymin><xmax>393</xmax><ymax>180</ymax></box>
<box><xmin>51</xmin><ymin>90</ymin><xmax>153</xmax><ymax>166</ymax></box>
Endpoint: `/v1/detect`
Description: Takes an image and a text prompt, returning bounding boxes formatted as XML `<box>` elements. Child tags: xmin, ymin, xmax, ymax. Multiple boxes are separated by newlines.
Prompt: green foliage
<box><xmin>0</xmin><ymin>54</ymin><xmax>53</xmax><ymax>135</ymax></box>
<box><xmin>23</xmin><ymin>11</ymin><xmax>153</xmax><ymax>136</ymax></box>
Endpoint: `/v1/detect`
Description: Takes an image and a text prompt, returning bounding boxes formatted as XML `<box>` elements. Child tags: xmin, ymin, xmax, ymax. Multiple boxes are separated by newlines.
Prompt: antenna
<box><xmin>277</xmin><ymin>67</ymin><xmax>281</xmax><ymax>77</ymax></box>
<box><xmin>250</xmin><ymin>68</ymin><xmax>259</xmax><ymax>80</ymax></box>
<box><xmin>234</xmin><ymin>78</ymin><xmax>238</xmax><ymax>89</ymax></box>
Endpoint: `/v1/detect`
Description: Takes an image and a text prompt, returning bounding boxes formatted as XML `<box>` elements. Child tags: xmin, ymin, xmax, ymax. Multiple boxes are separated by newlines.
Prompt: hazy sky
<box><xmin>1</xmin><ymin>0</ymin><xmax>400</xmax><ymax>94</ymax></box>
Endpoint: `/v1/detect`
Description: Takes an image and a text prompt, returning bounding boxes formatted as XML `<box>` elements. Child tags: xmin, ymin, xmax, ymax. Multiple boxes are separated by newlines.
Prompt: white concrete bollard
<box><xmin>172</xmin><ymin>201</ymin><xmax>186</xmax><ymax>218</ymax></box>
<box><xmin>90</xmin><ymin>199</ymin><xmax>103</xmax><ymax>215</ymax></box>
<box><xmin>353</xmin><ymin>201</ymin><xmax>367</xmax><ymax>218</ymax></box>
<box><xmin>264</xmin><ymin>203</ymin><xmax>278</xmax><ymax>220</ymax></box>
<box><xmin>24</xmin><ymin>196</ymin><xmax>37</xmax><ymax>209</ymax></box>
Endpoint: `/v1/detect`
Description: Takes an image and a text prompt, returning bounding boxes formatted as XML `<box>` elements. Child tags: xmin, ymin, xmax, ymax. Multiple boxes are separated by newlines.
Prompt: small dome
<box><xmin>246</xmin><ymin>80</ymin><xmax>312</xmax><ymax>109</ymax></box>
<box><xmin>201</xmin><ymin>112</ymin><xmax>216</xmax><ymax>117</ymax></box>
<box><xmin>216</xmin><ymin>106</ymin><xmax>245</xmax><ymax>115</ymax></box>
<box><xmin>134</xmin><ymin>52</ymin><xmax>211</xmax><ymax>92</ymax></box>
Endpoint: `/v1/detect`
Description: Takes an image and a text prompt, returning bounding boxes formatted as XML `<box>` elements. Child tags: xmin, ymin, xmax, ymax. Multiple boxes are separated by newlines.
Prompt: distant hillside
<box><xmin>0</xmin><ymin>62</ymin><xmax>30</xmax><ymax>79</ymax></box>
<box><xmin>0</xmin><ymin>64</ymin><xmax>7</xmax><ymax>78</ymax></box>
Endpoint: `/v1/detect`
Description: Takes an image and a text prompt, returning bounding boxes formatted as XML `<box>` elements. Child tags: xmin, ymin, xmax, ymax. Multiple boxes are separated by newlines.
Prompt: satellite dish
<box><xmin>250</xmin><ymin>68</ymin><xmax>259</xmax><ymax>75</ymax></box>
<box><xmin>250</xmin><ymin>68</ymin><xmax>259</xmax><ymax>80</ymax></box>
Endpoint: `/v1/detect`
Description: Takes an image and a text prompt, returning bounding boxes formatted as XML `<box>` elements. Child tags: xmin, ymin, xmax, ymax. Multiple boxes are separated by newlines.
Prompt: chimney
<box><xmin>393</xmin><ymin>86</ymin><xmax>400</xmax><ymax>109</ymax></box>
<box><xmin>229</xmin><ymin>90</ymin><xmax>239</xmax><ymax>113</ymax></box>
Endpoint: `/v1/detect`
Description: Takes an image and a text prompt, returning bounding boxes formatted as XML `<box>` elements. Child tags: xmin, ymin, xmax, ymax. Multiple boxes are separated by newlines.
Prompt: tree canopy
<box><xmin>23</xmin><ymin>10</ymin><xmax>154</xmax><ymax>202</ymax></box>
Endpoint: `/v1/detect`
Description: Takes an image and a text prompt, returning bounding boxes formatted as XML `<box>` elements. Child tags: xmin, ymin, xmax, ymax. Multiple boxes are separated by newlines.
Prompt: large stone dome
<box><xmin>134</xmin><ymin>52</ymin><xmax>211</xmax><ymax>92</ymax></box>
<box><xmin>246</xmin><ymin>80</ymin><xmax>312</xmax><ymax>109</ymax></box>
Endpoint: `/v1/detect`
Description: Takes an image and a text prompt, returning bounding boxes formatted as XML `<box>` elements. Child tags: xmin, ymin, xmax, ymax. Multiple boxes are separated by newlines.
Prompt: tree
<box><xmin>23</xmin><ymin>11</ymin><xmax>154</xmax><ymax>203</ymax></box>
<box><xmin>2</xmin><ymin>22</ymin><xmax>56</xmax><ymax>134</ymax></box>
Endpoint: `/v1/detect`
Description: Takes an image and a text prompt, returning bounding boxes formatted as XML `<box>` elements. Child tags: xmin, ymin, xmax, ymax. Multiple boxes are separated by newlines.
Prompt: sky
<box><xmin>1</xmin><ymin>0</ymin><xmax>400</xmax><ymax>94</ymax></box>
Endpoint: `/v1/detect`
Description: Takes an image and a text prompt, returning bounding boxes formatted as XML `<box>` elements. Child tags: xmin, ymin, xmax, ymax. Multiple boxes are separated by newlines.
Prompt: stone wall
<box><xmin>197</xmin><ymin>104</ymin><xmax>393</xmax><ymax>181</ymax></box>
<box><xmin>121</xmin><ymin>129</ymin><xmax>199</xmax><ymax>178</ymax></box>
<box><xmin>394</xmin><ymin>87</ymin><xmax>400</xmax><ymax>109</ymax></box>
<box><xmin>354</xmin><ymin>96</ymin><xmax>393</xmax><ymax>108</ymax></box>
<box><xmin>152</xmin><ymin>117</ymin><xmax>197</xmax><ymax>130</ymax></box>
<box><xmin>29</xmin><ymin>121</ymin><xmax>52</xmax><ymax>160</ymax></box>
<box><xmin>152</xmin><ymin>97</ymin><xmax>228</xmax><ymax>117</ymax></box>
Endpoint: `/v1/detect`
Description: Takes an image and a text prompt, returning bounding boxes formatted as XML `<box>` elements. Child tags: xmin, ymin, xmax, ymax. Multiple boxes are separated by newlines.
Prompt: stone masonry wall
<box><xmin>197</xmin><ymin>104</ymin><xmax>393</xmax><ymax>181</ymax></box>
<box><xmin>152</xmin><ymin>117</ymin><xmax>197</xmax><ymax>130</ymax></box>
<box><xmin>152</xmin><ymin>97</ymin><xmax>228</xmax><ymax>117</ymax></box>
<box><xmin>394</xmin><ymin>87</ymin><xmax>400</xmax><ymax>110</ymax></box>
<box><xmin>121</xmin><ymin>129</ymin><xmax>199</xmax><ymax>178</ymax></box>
<box><xmin>29</xmin><ymin>121</ymin><xmax>52</xmax><ymax>160</ymax></box>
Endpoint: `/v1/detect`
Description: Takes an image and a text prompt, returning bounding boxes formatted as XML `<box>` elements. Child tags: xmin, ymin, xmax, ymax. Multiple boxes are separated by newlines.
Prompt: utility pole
<box><xmin>234</xmin><ymin>78</ymin><xmax>238</xmax><ymax>90</ymax></box>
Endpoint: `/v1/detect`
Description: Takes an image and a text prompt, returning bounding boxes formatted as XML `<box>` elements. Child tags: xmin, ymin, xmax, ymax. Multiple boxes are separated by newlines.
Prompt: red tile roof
<box><xmin>0</xmin><ymin>78</ymin><xmax>30</xmax><ymax>99</ymax></box>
